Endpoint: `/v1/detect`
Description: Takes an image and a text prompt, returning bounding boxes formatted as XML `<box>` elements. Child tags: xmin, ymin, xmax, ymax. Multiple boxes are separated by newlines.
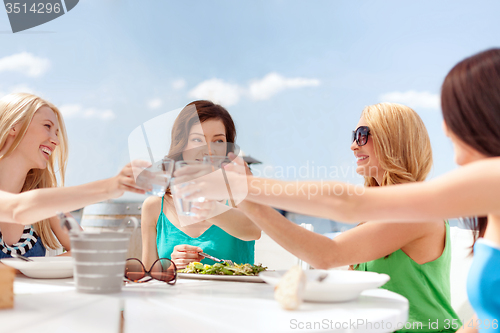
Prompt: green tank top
<box><xmin>355</xmin><ymin>222</ymin><xmax>460</xmax><ymax>332</ymax></box>
<box><xmin>156</xmin><ymin>197</ymin><xmax>255</xmax><ymax>265</ymax></box>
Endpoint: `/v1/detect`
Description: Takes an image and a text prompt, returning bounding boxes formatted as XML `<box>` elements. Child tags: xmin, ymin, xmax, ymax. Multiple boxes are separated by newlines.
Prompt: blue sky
<box><xmin>1</xmin><ymin>1</ymin><xmax>500</xmax><ymax>189</ymax></box>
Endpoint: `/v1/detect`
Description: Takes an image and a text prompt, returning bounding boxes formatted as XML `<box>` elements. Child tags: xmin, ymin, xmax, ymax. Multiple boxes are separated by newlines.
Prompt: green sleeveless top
<box><xmin>355</xmin><ymin>222</ymin><xmax>460</xmax><ymax>332</ymax></box>
<box><xmin>156</xmin><ymin>197</ymin><xmax>255</xmax><ymax>265</ymax></box>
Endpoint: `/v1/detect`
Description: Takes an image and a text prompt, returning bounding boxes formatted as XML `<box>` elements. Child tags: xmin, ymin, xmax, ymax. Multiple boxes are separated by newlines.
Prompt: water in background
<box><xmin>284</xmin><ymin>211</ymin><xmax>355</xmax><ymax>234</ymax></box>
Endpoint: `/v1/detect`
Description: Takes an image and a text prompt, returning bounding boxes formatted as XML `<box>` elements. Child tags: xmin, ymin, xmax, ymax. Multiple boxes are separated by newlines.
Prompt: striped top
<box><xmin>0</xmin><ymin>226</ymin><xmax>45</xmax><ymax>257</ymax></box>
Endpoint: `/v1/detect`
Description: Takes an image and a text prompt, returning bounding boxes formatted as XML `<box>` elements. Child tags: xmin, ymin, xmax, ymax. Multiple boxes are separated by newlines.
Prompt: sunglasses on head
<box><xmin>352</xmin><ymin>126</ymin><xmax>371</xmax><ymax>146</ymax></box>
<box><xmin>124</xmin><ymin>258</ymin><xmax>177</xmax><ymax>285</ymax></box>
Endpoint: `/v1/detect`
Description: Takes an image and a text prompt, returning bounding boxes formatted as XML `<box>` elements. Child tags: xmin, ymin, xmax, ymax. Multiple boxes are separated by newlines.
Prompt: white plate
<box><xmin>177</xmin><ymin>273</ymin><xmax>264</xmax><ymax>283</ymax></box>
<box><xmin>260</xmin><ymin>269</ymin><xmax>390</xmax><ymax>302</ymax></box>
<box><xmin>0</xmin><ymin>257</ymin><xmax>74</xmax><ymax>279</ymax></box>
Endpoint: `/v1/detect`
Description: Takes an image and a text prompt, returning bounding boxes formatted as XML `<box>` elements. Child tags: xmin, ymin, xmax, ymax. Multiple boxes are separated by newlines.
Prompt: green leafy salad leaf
<box><xmin>179</xmin><ymin>262</ymin><xmax>267</xmax><ymax>276</ymax></box>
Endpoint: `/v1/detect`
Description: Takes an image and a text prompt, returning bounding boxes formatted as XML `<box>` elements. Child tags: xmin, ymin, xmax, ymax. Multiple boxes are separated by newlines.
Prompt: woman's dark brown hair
<box><xmin>441</xmin><ymin>48</ymin><xmax>500</xmax><ymax>246</ymax></box>
<box><xmin>167</xmin><ymin>100</ymin><xmax>237</xmax><ymax>161</ymax></box>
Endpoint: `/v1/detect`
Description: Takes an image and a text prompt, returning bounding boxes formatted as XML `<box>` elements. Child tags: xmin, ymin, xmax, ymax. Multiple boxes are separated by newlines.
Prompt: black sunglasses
<box><xmin>124</xmin><ymin>258</ymin><xmax>177</xmax><ymax>285</ymax></box>
<box><xmin>352</xmin><ymin>126</ymin><xmax>371</xmax><ymax>146</ymax></box>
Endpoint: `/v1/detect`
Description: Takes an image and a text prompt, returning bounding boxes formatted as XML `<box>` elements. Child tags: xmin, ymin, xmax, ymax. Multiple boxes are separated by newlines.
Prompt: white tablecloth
<box><xmin>1</xmin><ymin>276</ymin><xmax>408</xmax><ymax>333</ymax></box>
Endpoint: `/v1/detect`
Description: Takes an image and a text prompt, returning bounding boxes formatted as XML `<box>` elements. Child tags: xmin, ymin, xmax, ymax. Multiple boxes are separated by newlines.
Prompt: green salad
<box><xmin>179</xmin><ymin>262</ymin><xmax>267</xmax><ymax>276</ymax></box>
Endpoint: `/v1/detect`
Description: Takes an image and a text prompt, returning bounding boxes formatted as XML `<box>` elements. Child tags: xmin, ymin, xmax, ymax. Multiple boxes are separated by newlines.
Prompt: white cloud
<box><xmin>148</xmin><ymin>98</ymin><xmax>163</xmax><ymax>110</ymax></box>
<box><xmin>58</xmin><ymin>104</ymin><xmax>82</xmax><ymax>118</ymax></box>
<box><xmin>188</xmin><ymin>73</ymin><xmax>320</xmax><ymax>106</ymax></box>
<box><xmin>188</xmin><ymin>78</ymin><xmax>242</xmax><ymax>107</ymax></box>
<box><xmin>82</xmin><ymin>108</ymin><xmax>116</xmax><ymax>120</ymax></box>
<box><xmin>0</xmin><ymin>52</ymin><xmax>50</xmax><ymax>77</ymax></box>
<box><xmin>379</xmin><ymin>90</ymin><xmax>440</xmax><ymax>110</ymax></box>
<box><xmin>248</xmin><ymin>72</ymin><xmax>321</xmax><ymax>100</ymax></box>
<box><xmin>59</xmin><ymin>104</ymin><xmax>116</xmax><ymax>120</ymax></box>
<box><xmin>172</xmin><ymin>79</ymin><xmax>186</xmax><ymax>90</ymax></box>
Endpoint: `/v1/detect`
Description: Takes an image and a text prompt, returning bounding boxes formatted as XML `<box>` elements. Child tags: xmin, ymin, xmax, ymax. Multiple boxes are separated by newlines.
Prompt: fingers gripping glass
<box><xmin>124</xmin><ymin>258</ymin><xmax>177</xmax><ymax>285</ymax></box>
<box><xmin>352</xmin><ymin>126</ymin><xmax>370</xmax><ymax>146</ymax></box>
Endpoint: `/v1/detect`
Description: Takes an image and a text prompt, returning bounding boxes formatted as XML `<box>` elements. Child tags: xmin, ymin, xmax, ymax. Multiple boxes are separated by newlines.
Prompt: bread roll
<box><xmin>274</xmin><ymin>265</ymin><xmax>306</xmax><ymax>310</ymax></box>
<box><xmin>0</xmin><ymin>264</ymin><xmax>15</xmax><ymax>309</ymax></box>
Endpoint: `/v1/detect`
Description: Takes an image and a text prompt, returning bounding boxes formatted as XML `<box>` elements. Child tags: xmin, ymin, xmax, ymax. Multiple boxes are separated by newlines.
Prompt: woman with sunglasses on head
<box><xmin>0</xmin><ymin>93</ymin><xmax>148</xmax><ymax>259</ymax></box>
<box><xmin>140</xmin><ymin>100</ymin><xmax>261</xmax><ymax>270</ymax></box>
<box><xmin>178</xmin><ymin>49</ymin><xmax>500</xmax><ymax>332</ymax></box>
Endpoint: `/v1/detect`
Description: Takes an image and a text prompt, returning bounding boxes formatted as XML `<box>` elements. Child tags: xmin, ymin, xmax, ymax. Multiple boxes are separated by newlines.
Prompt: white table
<box><xmin>1</xmin><ymin>276</ymin><xmax>408</xmax><ymax>333</ymax></box>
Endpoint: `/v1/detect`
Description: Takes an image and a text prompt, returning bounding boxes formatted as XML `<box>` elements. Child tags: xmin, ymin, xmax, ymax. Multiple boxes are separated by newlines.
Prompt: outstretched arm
<box><xmin>246</xmin><ymin>157</ymin><xmax>500</xmax><ymax>222</ymax></box>
<box><xmin>177</xmin><ymin>156</ymin><xmax>500</xmax><ymax>223</ymax></box>
<box><xmin>1</xmin><ymin>161</ymin><xmax>149</xmax><ymax>225</ymax></box>
<box><xmin>207</xmin><ymin>203</ymin><xmax>261</xmax><ymax>241</ymax></box>
<box><xmin>238</xmin><ymin>200</ymin><xmax>435</xmax><ymax>269</ymax></box>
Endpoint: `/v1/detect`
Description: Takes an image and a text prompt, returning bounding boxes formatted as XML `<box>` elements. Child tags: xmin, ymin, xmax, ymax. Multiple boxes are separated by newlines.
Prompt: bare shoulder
<box><xmin>479</xmin><ymin>156</ymin><xmax>500</xmax><ymax>167</ymax></box>
<box><xmin>363</xmin><ymin>220</ymin><xmax>441</xmax><ymax>242</ymax></box>
<box><xmin>143</xmin><ymin>196</ymin><xmax>162</xmax><ymax>210</ymax></box>
<box><xmin>141</xmin><ymin>196</ymin><xmax>163</xmax><ymax>226</ymax></box>
<box><xmin>416</xmin><ymin>220</ymin><xmax>447</xmax><ymax>240</ymax></box>
<box><xmin>459</xmin><ymin>157</ymin><xmax>500</xmax><ymax>177</ymax></box>
<box><xmin>424</xmin><ymin>157</ymin><xmax>500</xmax><ymax>198</ymax></box>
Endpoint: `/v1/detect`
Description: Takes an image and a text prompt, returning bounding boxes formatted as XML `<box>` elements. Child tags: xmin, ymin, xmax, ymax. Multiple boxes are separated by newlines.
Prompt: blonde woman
<box><xmin>178</xmin><ymin>103</ymin><xmax>460</xmax><ymax>332</ymax></box>
<box><xmin>0</xmin><ymin>93</ymin><xmax>147</xmax><ymax>258</ymax></box>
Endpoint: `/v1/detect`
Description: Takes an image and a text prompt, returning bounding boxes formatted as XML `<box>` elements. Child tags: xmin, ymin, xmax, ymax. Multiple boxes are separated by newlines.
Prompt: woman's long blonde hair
<box><xmin>361</xmin><ymin>103</ymin><xmax>433</xmax><ymax>187</ymax></box>
<box><xmin>350</xmin><ymin>103</ymin><xmax>433</xmax><ymax>268</ymax></box>
<box><xmin>0</xmin><ymin>93</ymin><xmax>68</xmax><ymax>249</ymax></box>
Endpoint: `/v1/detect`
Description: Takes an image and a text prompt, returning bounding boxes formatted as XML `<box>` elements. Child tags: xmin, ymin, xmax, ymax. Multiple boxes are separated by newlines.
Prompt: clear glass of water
<box><xmin>202</xmin><ymin>155</ymin><xmax>239</xmax><ymax>207</ymax></box>
<box><xmin>172</xmin><ymin>160</ymin><xmax>210</xmax><ymax>216</ymax></box>
<box><xmin>136</xmin><ymin>157</ymin><xmax>175</xmax><ymax>197</ymax></box>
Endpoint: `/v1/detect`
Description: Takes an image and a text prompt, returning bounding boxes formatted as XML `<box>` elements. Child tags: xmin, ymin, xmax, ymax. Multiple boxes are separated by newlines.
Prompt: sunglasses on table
<box><xmin>124</xmin><ymin>258</ymin><xmax>177</xmax><ymax>285</ymax></box>
<box><xmin>352</xmin><ymin>126</ymin><xmax>371</xmax><ymax>146</ymax></box>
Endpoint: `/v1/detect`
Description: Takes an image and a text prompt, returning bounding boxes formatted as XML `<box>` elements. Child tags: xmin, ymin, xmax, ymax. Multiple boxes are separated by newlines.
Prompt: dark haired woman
<box><xmin>177</xmin><ymin>50</ymin><xmax>500</xmax><ymax>332</ymax></box>
<box><xmin>141</xmin><ymin>100</ymin><xmax>261</xmax><ymax>270</ymax></box>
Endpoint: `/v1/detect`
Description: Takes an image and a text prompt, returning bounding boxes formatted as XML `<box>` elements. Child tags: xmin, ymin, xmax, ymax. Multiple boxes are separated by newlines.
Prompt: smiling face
<box><xmin>182</xmin><ymin>118</ymin><xmax>227</xmax><ymax>161</ymax></box>
<box><xmin>14</xmin><ymin>106</ymin><xmax>60</xmax><ymax>170</ymax></box>
<box><xmin>350</xmin><ymin>117</ymin><xmax>383</xmax><ymax>184</ymax></box>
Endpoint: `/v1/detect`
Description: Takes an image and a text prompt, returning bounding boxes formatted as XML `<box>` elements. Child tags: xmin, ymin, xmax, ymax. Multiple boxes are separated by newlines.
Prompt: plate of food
<box><xmin>260</xmin><ymin>269</ymin><xmax>390</xmax><ymax>302</ymax></box>
<box><xmin>177</xmin><ymin>262</ymin><xmax>267</xmax><ymax>283</ymax></box>
<box><xmin>0</xmin><ymin>257</ymin><xmax>74</xmax><ymax>279</ymax></box>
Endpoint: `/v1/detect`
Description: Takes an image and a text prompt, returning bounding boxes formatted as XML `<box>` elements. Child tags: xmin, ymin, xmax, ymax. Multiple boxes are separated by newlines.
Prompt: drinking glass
<box><xmin>70</xmin><ymin>218</ymin><xmax>139</xmax><ymax>294</ymax></box>
<box><xmin>135</xmin><ymin>157</ymin><xmax>175</xmax><ymax>197</ymax></box>
<box><xmin>172</xmin><ymin>160</ymin><xmax>211</xmax><ymax>216</ymax></box>
<box><xmin>203</xmin><ymin>155</ymin><xmax>238</xmax><ymax>208</ymax></box>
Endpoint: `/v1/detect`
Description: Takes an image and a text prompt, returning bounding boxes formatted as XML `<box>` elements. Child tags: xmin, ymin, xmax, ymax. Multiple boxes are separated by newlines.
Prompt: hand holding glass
<box><xmin>173</xmin><ymin>154</ymin><xmax>249</xmax><ymax>203</ymax></box>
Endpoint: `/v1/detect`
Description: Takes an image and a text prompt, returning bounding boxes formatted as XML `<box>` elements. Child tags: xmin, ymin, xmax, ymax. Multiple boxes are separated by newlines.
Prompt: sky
<box><xmin>1</xmin><ymin>0</ymin><xmax>500</xmax><ymax>193</ymax></box>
